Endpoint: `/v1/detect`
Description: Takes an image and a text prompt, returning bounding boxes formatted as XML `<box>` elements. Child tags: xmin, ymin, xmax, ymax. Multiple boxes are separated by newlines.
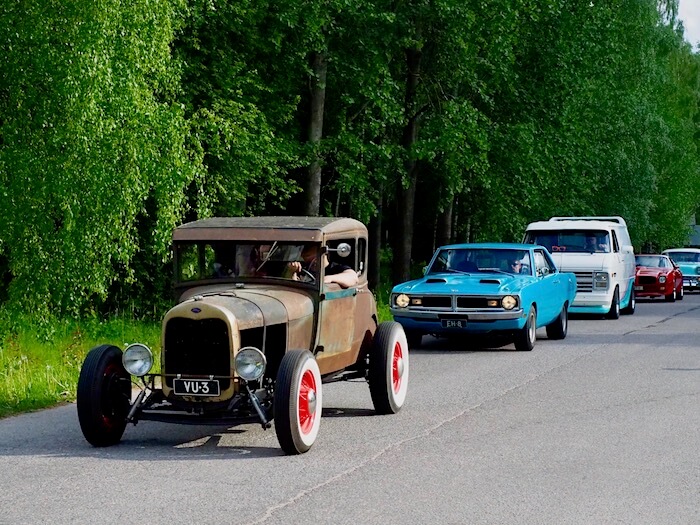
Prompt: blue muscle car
<box><xmin>390</xmin><ymin>243</ymin><xmax>577</xmax><ymax>350</ymax></box>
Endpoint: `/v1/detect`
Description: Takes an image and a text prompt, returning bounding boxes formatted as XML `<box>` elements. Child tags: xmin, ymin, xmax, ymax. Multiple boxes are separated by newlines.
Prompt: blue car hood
<box><xmin>393</xmin><ymin>272</ymin><xmax>532</xmax><ymax>294</ymax></box>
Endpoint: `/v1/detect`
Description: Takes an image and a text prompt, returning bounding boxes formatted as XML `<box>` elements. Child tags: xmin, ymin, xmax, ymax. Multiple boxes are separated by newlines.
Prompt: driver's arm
<box><xmin>324</xmin><ymin>268</ymin><xmax>358</xmax><ymax>288</ymax></box>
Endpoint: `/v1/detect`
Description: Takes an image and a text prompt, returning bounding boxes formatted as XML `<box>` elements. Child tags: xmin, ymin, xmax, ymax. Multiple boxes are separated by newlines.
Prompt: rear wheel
<box><xmin>546</xmin><ymin>304</ymin><xmax>568</xmax><ymax>340</ymax></box>
<box><xmin>369</xmin><ymin>322</ymin><xmax>409</xmax><ymax>414</ymax></box>
<box><xmin>77</xmin><ymin>345</ymin><xmax>131</xmax><ymax>447</ymax></box>
<box><xmin>514</xmin><ymin>306</ymin><xmax>537</xmax><ymax>351</ymax></box>
<box><xmin>606</xmin><ymin>288</ymin><xmax>620</xmax><ymax>319</ymax></box>
<box><xmin>274</xmin><ymin>350</ymin><xmax>322</xmax><ymax>455</ymax></box>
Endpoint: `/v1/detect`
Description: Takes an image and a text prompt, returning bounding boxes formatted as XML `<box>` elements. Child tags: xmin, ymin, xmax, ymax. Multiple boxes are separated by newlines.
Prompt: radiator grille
<box><xmin>638</xmin><ymin>276</ymin><xmax>657</xmax><ymax>285</ymax></box>
<box><xmin>573</xmin><ymin>271</ymin><xmax>594</xmax><ymax>292</ymax></box>
<box><xmin>164</xmin><ymin>317</ymin><xmax>231</xmax><ymax>390</ymax></box>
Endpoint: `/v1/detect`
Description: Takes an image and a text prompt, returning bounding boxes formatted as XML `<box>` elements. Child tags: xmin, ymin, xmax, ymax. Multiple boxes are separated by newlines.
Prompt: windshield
<box><xmin>525</xmin><ymin>230</ymin><xmax>611</xmax><ymax>253</ymax></box>
<box><xmin>175</xmin><ymin>241</ymin><xmax>321</xmax><ymax>284</ymax></box>
<box><xmin>428</xmin><ymin>248</ymin><xmax>533</xmax><ymax>276</ymax></box>
<box><xmin>635</xmin><ymin>255</ymin><xmax>665</xmax><ymax>267</ymax></box>
<box><xmin>665</xmin><ymin>251</ymin><xmax>700</xmax><ymax>263</ymax></box>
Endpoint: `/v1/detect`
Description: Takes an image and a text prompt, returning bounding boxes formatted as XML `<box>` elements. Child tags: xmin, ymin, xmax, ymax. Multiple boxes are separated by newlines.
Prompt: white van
<box><xmin>523</xmin><ymin>216</ymin><xmax>636</xmax><ymax>318</ymax></box>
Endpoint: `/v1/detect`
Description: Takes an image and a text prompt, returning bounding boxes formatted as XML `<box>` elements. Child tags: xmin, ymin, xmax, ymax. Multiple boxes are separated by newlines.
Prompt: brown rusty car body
<box><xmin>77</xmin><ymin>217</ymin><xmax>409</xmax><ymax>454</ymax></box>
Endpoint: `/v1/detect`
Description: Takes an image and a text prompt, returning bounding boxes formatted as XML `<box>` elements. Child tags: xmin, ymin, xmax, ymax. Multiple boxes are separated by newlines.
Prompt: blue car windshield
<box><xmin>666</xmin><ymin>251</ymin><xmax>700</xmax><ymax>263</ymax></box>
<box><xmin>428</xmin><ymin>248</ymin><xmax>532</xmax><ymax>276</ymax></box>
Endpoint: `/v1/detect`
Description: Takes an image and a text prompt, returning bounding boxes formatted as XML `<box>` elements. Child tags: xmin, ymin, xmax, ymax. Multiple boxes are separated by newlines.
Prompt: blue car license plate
<box><xmin>441</xmin><ymin>319</ymin><xmax>466</xmax><ymax>329</ymax></box>
<box><xmin>173</xmin><ymin>378</ymin><xmax>220</xmax><ymax>396</ymax></box>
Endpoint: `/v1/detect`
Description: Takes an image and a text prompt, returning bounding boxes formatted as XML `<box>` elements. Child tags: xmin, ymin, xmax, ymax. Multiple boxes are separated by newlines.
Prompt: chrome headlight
<box><xmin>658</xmin><ymin>275</ymin><xmax>666</xmax><ymax>284</ymax></box>
<box><xmin>122</xmin><ymin>343</ymin><xmax>153</xmax><ymax>377</ymax></box>
<box><xmin>501</xmin><ymin>295</ymin><xmax>517</xmax><ymax>310</ymax></box>
<box><xmin>234</xmin><ymin>347</ymin><xmax>267</xmax><ymax>381</ymax></box>
<box><xmin>593</xmin><ymin>271</ymin><xmax>609</xmax><ymax>289</ymax></box>
<box><xmin>395</xmin><ymin>294</ymin><xmax>410</xmax><ymax>308</ymax></box>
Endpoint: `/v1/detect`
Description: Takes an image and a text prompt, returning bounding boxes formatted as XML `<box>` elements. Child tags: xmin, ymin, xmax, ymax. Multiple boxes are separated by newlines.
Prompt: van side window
<box><xmin>611</xmin><ymin>231</ymin><xmax>619</xmax><ymax>253</ymax></box>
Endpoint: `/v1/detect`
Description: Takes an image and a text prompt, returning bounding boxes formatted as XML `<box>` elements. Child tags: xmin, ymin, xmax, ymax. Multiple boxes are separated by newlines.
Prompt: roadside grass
<box><xmin>0</xmin><ymin>314</ymin><xmax>160</xmax><ymax>419</ymax></box>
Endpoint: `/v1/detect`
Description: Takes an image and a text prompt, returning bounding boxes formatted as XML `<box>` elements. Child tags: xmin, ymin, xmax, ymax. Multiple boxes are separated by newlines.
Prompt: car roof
<box><xmin>526</xmin><ymin>219</ymin><xmax>624</xmax><ymax>230</ymax></box>
<box><xmin>173</xmin><ymin>216</ymin><xmax>367</xmax><ymax>242</ymax></box>
<box><xmin>437</xmin><ymin>242</ymin><xmax>540</xmax><ymax>251</ymax></box>
<box><xmin>662</xmin><ymin>248</ymin><xmax>700</xmax><ymax>253</ymax></box>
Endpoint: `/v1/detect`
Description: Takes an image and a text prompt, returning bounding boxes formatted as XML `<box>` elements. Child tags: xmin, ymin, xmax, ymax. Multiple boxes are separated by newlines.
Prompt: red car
<box><xmin>634</xmin><ymin>254</ymin><xmax>684</xmax><ymax>301</ymax></box>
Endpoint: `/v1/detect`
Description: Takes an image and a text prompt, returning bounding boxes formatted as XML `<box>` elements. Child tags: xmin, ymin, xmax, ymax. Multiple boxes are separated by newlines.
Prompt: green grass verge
<box><xmin>0</xmin><ymin>314</ymin><xmax>160</xmax><ymax>419</ymax></box>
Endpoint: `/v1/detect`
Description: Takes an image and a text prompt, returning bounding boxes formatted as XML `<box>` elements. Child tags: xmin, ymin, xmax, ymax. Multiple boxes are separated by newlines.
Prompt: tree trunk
<box><xmin>368</xmin><ymin>198</ymin><xmax>382</xmax><ymax>291</ymax></box>
<box><xmin>391</xmin><ymin>46</ymin><xmax>422</xmax><ymax>284</ymax></box>
<box><xmin>303</xmin><ymin>51</ymin><xmax>327</xmax><ymax>216</ymax></box>
<box><xmin>436</xmin><ymin>199</ymin><xmax>453</xmax><ymax>249</ymax></box>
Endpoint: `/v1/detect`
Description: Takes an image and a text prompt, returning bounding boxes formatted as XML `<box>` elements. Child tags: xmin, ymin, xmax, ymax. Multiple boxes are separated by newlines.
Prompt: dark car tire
<box><xmin>621</xmin><ymin>287</ymin><xmax>636</xmax><ymax>315</ymax></box>
<box><xmin>677</xmin><ymin>284</ymin><xmax>684</xmax><ymax>300</ymax></box>
<box><xmin>274</xmin><ymin>350</ymin><xmax>322</xmax><ymax>455</ymax></box>
<box><xmin>77</xmin><ymin>345</ymin><xmax>131</xmax><ymax>447</ymax></box>
<box><xmin>405</xmin><ymin>330</ymin><xmax>423</xmax><ymax>349</ymax></box>
<box><xmin>369</xmin><ymin>322</ymin><xmax>409</xmax><ymax>415</ymax></box>
<box><xmin>606</xmin><ymin>288</ymin><xmax>620</xmax><ymax>319</ymax></box>
<box><xmin>665</xmin><ymin>288</ymin><xmax>676</xmax><ymax>302</ymax></box>
<box><xmin>546</xmin><ymin>304</ymin><xmax>568</xmax><ymax>340</ymax></box>
<box><xmin>514</xmin><ymin>306</ymin><xmax>537</xmax><ymax>351</ymax></box>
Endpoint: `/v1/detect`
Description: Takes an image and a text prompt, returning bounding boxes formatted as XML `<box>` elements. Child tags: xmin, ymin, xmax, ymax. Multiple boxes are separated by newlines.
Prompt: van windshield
<box><xmin>525</xmin><ymin>230</ymin><xmax>611</xmax><ymax>254</ymax></box>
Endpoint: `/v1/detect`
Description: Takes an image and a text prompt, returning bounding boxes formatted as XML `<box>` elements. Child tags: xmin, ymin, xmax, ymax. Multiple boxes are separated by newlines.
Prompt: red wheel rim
<box><xmin>298</xmin><ymin>369</ymin><xmax>317</xmax><ymax>434</ymax></box>
<box><xmin>392</xmin><ymin>341</ymin><xmax>403</xmax><ymax>393</ymax></box>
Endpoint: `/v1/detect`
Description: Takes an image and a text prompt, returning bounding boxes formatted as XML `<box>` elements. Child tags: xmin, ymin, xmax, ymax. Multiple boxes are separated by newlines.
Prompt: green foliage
<box><xmin>1</xmin><ymin>0</ymin><xmax>699</xmax><ymax>317</ymax></box>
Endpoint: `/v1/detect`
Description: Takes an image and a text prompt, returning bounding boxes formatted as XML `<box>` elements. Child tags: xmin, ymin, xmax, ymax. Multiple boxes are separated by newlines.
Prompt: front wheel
<box><xmin>677</xmin><ymin>284</ymin><xmax>684</xmax><ymax>301</ymax></box>
<box><xmin>274</xmin><ymin>350</ymin><xmax>322</xmax><ymax>455</ymax></box>
<box><xmin>369</xmin><ymin>322</ymin><xmax>409</xmax><ymax>414</ymax></box>
<box><xmin>514</xmin><ymin>306</ymin><xmax>537</xmax><ymax>351</ymax></box>
<box><xmin>546</xmin><ymin>304</ymin><xmax>568</xmax><ymax>340</ymax></box>
<box><xmin>665</xmin><ymin>287</ymin><xmax>676</xmax><ymax>302</ymax></box>
<box><xmin>622</xmin><ymin>287</ymin><xmax>636</xmax><ymax>315</ymax></box>
<box><xmin>77</xmin><ymin>345</ymin><xmax>131</xmax><ymax>447</ymax></box>
<box><xmin>606</xmin><ymin>288</ymin><xmax>620</xmax><ymax>319</ymax></box>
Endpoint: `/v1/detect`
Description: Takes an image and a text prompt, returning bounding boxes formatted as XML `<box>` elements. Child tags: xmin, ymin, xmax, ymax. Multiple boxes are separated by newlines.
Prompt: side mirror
<box><xmin>423</xmin><ymin>266</ymin><xmax>428</xmax><ymax>275</ymax></box>
<box><xmin>328</xmin><ymin>242</ymin><xmax>352</xmax><ymax>258</ymax></box>
<box><xmin>622</xmin><ymin>244</ymin><xmax>634</xmax><ymax>254</ymax></box>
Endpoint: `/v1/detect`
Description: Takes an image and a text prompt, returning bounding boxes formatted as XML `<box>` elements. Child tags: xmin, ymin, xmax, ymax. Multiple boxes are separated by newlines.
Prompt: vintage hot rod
<box><xmin>77</xmin><ymin>217</ymin><xmax>409</xmax><ymax>454</ymax></box>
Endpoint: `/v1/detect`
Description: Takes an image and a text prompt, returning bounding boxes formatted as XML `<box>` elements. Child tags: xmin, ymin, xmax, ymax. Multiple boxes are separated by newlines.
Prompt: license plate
<box><xmin>441</xmin><ymin>319</ymin><xmax>467</xmax><ymax>329</ymax></box>
<box><xmin>634</xmin><ymin>286</ymin><xmax>643</xmax><ymax>291</ymax></box>
<box><xmin>173</xmin><ymin>378</ymin><xmax>220</xmax><ymax>397</ymax></box>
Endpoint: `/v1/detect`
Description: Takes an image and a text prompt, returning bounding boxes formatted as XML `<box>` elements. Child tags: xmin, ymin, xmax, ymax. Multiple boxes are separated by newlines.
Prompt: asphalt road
<box><xmin>1</xmin><ymin>295</ymin><xmax>699</xmax><ymax>525</ymax></box>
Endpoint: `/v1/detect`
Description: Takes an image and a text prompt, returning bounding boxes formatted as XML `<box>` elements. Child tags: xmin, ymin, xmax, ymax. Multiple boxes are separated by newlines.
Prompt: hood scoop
<box><xmin>479</xmin><ymin>279</ymin><xmax>501</xmax><ymax>284</ymax></box>
<box><xmin>426</xmin><ymin>278</ymin><xmax>448</xmax><ymax>283</ymax></box>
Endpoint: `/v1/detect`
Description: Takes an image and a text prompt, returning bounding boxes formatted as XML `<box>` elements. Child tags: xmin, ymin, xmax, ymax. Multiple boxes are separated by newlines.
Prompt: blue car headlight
<box><xmin>501</xmin><ymin>295</ymin><xmax>518</xmax><ymax>310</ymax></box>
<box><xmin>395</xmin><ymin>294</ymin><xmax>410</xmax><ymax>308</ymax></box>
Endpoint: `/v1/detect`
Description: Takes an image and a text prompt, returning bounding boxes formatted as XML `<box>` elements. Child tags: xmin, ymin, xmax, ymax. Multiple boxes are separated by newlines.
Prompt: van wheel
<box><xmin>546</xmin><ymin>304</ymin><xmax>568</xmax><ymax>340</ymax></box>
<box><xmin>606</xmin><ymin>288</ymin><xmax>620</xmax><ymax>319</ymax></box>
<box><xmin>621</xmin><ymin>287</ymin><xmax>635</xmax><ymax>314</ymax></box>
<box><xmin>514</xmin><ymin>306</ymin><xmax>537</xmax><ymax>351</ymax></box>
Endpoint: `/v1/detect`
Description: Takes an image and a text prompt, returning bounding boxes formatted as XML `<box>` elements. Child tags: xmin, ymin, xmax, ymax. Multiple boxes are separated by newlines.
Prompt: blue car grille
<box><xmin>405</xmin><ymin>296</ymin><xmax>504</xmax><ymax>310</ymax></box>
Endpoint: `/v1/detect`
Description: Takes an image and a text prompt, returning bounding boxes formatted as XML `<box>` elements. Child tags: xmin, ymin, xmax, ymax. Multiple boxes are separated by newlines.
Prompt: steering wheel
<box><xmin>298</xmin><ymin>268</ymin><xmax>316</xmax><ymax>283</ymax></box>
